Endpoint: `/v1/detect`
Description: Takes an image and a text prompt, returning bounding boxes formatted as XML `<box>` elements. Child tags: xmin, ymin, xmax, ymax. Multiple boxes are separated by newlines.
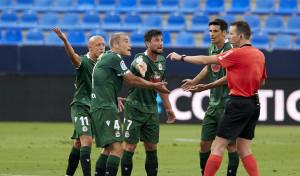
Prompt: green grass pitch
<box><xmin>0</xmin><ymin>122</ymin><xmax>299</xmax><ymax>176</ymax></box>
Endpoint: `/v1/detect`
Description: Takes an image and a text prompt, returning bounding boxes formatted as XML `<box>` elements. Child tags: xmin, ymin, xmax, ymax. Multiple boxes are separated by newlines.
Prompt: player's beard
<box><xmin>151</xmin><ymin>48</ymin><xmax>163</xmax><ymax>55</ymax></box>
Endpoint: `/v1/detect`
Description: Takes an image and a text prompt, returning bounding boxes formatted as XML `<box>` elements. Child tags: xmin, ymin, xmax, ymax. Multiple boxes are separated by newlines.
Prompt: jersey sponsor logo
<box><xmin>120</xmin><ymin>60</ymin><xmax>128</xmax><ymax>70</ymax></box>
<box><xmin>106</xmin><ymin>120</ymin><xmax>110</xmax><ymax>126</ymax></box>
<box><xmin>136</xmin><ymin>56</ymin><xmax>143</xmax><ymax>64</ymax></box>
<box><xmin>218</xmin><ymin>50</ymin><xmax>233</xmax><ymax>60</ymax></box>
<box><xmin>158</xmin><ymin>62</ymin><xmax>163</xmax><ymax>70</ymax></box>
<box><xmin>82</xmin><ymin>125</ymin><xmax>88</xmax><ymax>132</ymax></box>
<box><xmin>116</xmin><ymin>130</ymin><xmax>121</xmax><ymax>137</ymax></box>
<box><xmin>211</xmin><ymin>64</ymin><xmax>221</xmax><ymax>72</ymax></box>
<box><xmin>150</xmin><ymin>71</ymin><xmax>161</xmax><ymax>83</ymax></box>
<box><xmin>125</xmin><ymin>131</ymin><xmax>130</xmax><ymax>138</ymax></box>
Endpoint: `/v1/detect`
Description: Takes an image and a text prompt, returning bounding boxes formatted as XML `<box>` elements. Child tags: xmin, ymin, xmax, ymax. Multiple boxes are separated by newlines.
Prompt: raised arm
<box><xmin>167</xmin><ymin>52</ymin><xmax>219</xmax><ymax>65</ymax></box>
<box><xmin>189</xmin><ymin>75</ymin><xmax>228</xmax><ymax>92</ymax></box>
<box><xmin>123</xmin><ymin>72</ymin><xmax>170</xmax><ymax>94</ymax></box>
<box><xmin>52</xmin><ymin>27</ymin><xmax>81</xmax><ymax>68</ymax></box>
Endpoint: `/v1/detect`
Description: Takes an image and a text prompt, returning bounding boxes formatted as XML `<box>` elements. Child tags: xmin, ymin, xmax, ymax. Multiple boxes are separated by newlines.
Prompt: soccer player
<box><xmin>90</xmin><ymin>32</ymin><xmax>170</xmax><ymax>176</ymax></box>
<box><xmin>167</xmin><ymin>20</ymin><xmax>266</xmax><ymax>176</ymax></box>
<box><xmin>53</xmin><ymin>27</ymin><xmax>113</xmax><ymax>176</ymax></box>
<box><xmin>121</xmin><ymin>29</ymin><xmax>176</xmax><ymax>176</ymax></box>
<box><xmin>181</xmin><ymin>19</ymin><xmax>239</xmax><ymax>175</ymax></box>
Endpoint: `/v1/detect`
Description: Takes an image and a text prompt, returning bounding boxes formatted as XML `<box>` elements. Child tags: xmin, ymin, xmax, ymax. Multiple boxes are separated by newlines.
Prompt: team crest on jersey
<box><xmin>106</xmin><ymin>120</ymin><xmax>110</xmax><ymax>126</ymax></box>
<box><xmin>136</xmin><ymin>56</ymin><xmax>143</xmax><ymax>64</ymax></box>
<box><xmin>211</xmin><ymin>64</ymin><xmax>221</xmax><ymax>72</ymax></box>
<box><xmin>120</xmin><ymin>60</ymin><xmax>127</xmax><ymax>70</ymax></box>
<box><xmin>125</xmin><ymin>131</ymin><xmax>130</xmax><ymax>138</ymax></box>
<box><xmin>158</xmin><ymin>62</ymin><xmax>163</xmax><ymax>70</ymax></box>
<box><xmin>116</xmin><ymin>130</ymin><xmax>121</xmax><ymax>137</ymax></box>
<box><xmin>150</xmin><ymin>71</ymin><xmax>161</xmax><ymax>83</ymax></box>
<box><xmin>82</xmin><ymin>125</ymin><xmax>88</xmax><ymax>132</ymax></box>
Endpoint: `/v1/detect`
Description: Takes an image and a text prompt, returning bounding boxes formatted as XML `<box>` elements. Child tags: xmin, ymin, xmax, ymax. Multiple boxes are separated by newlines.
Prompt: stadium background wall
<box><xmin>0</xmin><ymin>46</ymin><xmax>299</xmax><ymax>125</ymax></box>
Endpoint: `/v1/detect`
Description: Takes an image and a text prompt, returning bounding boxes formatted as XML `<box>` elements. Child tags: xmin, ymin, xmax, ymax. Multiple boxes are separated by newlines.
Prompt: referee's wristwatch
<box><xmin>181</xmin><ymin>54</ymin><xmax>186</xmax><ymax>62</ymax></box>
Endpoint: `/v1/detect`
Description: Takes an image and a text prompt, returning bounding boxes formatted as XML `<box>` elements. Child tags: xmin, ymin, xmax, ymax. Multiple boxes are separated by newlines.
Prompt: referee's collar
<box><xmin>240</xmin><ymin>44</ymin><xmax>252</xmax><ymax>48</ymax></box>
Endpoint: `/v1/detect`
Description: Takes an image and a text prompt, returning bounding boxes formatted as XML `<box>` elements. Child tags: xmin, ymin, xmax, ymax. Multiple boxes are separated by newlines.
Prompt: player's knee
<box><xmin>200</xmin><ymin>141</ymin><xmax>212</xmax><ymax>152</ymax></box>
<box><xmin>102</xmin><ymin>146</ymin><xmax>110</xmax><ymax>155</ymax></box>
<box><xmin>124</xmin><ymin>143</ymin><xmax>137</xmax><ymax>152</ymax></box>
<box><xmin>227</xmin><ymin>143</ymin><xmax>237</xmax><ymax>153</ymax></box>
<box><xmin>144</xmin><ymin>142</ymin><xmax>157</xmax><ymax>151</ymax></box>
<box><xmin>79</xmin><ymin>135</ymin><xmax>93</xmax><ymax>147</ymax></box>
<box><xmin>74</xmin><ymin>139</ymin><xmax>81</xmax><ymax>149</ymax></box>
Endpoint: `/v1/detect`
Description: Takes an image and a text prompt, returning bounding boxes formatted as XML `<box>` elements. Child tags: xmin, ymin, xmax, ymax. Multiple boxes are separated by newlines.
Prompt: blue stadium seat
<box><xmin>80</xmin><ymin>11</ymin><xmax>101</xmax><ymax>30</ymax></box>
<box><xmin>0</xmin><ymin>9</ymin><xmax>18</xmax><ymax>28</ymax></box>
<box><xmin>179</xmin><ymin>0</ymin><xmax>200</xmax><ymax>14</ymax></box>
<box><xmin>158</xmin><ymin>0</ymin><xmax>179</xmax><ymax>13</ymax></box>
<box><xmin>117</xmin><ymin>0</ymin><xmax>137</xmax><ymax>13</ymax></box>
<box><xmin>262</xmin><ymin>15</ymin><xmax>284</xmax><ymax>34</ymax></box>
<box><xmin>51</xmin><ymin>0</ymin><xmax>74</xmax><ymax>12</ymax></box>
<box><xmin>275</xmin><ymin>0</ymin><xmax>298</xmax><ymax>15</ymax></box>
<box><xmin>219</xmin><ymin>14</ymin><xmax>236</xmax><ymax>25</ymax></box>
<box><xmin>38</xmin><ymin>12</ymin><xmax>59</xmax><ymax>30</ymax></box>
<box><xmin>45</xmin><ymin>31</ymin><xmax>63</xmax><ymax>45</ymax></box>
<box><xmin>204</xmin><ymin>0</ymin><xmax>224</xmax><ymax>14</ymax></box>
<box><xmin>32</xmin><ymin>0</ymin><xmax>52</xmax><ymax>12</ymax></box>
<box><xmin>242</xmin><ymin>15</ymin><xmax>261</xmax><ymax>33</ymax></box>
<box><xmin>162</xmin><ymin>30</ymin><xmax>171</xmax><ymax>47</ymax></box>
<box><xmin>89</xmin><ymin>29</ymin><xmax>107</xmax><ymax>42</ymax></box>
<box><xmin>142</xmin><ymin>14</ymin><xmax>163</xmax><ymax>30</ymax></box>
<box><xmin>0</xmin><ymin>0</ymin><xmax>13</xmax><ymax>11</ymax></box>
<box><xmin>164</xmin><ymin>12</ymin><xmax>186</xmax><ymax>32</ymax></box>
<box><xmin>102</xmin><ymin>11</ymin><xmax>121</xmax><ymax>31</ymax></box>
<box><xmin>122</xmin><ymin>11</ymin><xmax>142</xmax><ymax>31</ymax></box>
<box><xmin>201</xmin><ymin>32</ymin><xmax>211</xmax><ymax>48</ymax></box>
<box><xmin>130</xmin><ymin>30</ymin><xmax>145</xmax><ymax>47</ymax></box>
<box><xmin>18</xmin><ymin>10</ymin><xmax>39</xmax><ymax>29</ymax></box>
<box><xmin>283</xmin><ymin>16</ymin><xmax>300</xmax><ymax>34</ymax></box>
<box><xmin>73</xmin><ymin>0</ymin><xmax>95</xmax><ymax>12</ymax></box>
<box><xmin>227</xmin><ymin>0</ymin><xmax>250</xmax><ymax>14</ymax></box>
<box><xmin>67</xmin><ymin>30</ymin><xmax>86</xmax><ymax>46</ymax></box>
<box><xmin>294</xmin><ymin>34</ymin><xmax>300</xmax><ymax>50</ymax></box>
<box><xmin>24</xmin><ymin>28</ymin><xmax>44</xmax><ymax>45</ymax></box>
<box><xmin>187</xmin><ymin>12</ymin><xmax>209</xmax><ymax>32</ymax></box>
<box><xmin>272</xmin><ymin>34</ymin><xmax>293</xmax><ymax>50</ymax></box>
<box><xmin>137</xmin><ymin>0</ymin><xmax>157</xmax><ymax>12</ymax></box>
<box><xmin>13</xmin><ymin>0</ymin><xmax>33</xmax><ymax>11</ymax></box>
<box><xmin>174</xmin><ymin>31</ymin><xmax>195</xmax><ymax>47</ymax></box>
<box><xmin>3</xmin><ymin>28</ymin><xmax>22</xmax><ymax>44</ymax></box>
<box><xmin>58</xmin><ymin>13</ymin><xmax>80</xmax><ymax>30</ymax></box>
<box><xmin>251</xmin><ymin>32</ymin><xmax>270</xmax><ymax>50</ymax></box>
<box><xmin>252</xmin><ymin>0</ymin><xmax>275</xmax><ymax>14</ymax></box>
<box><xmin>94</xmin><ymin>0</ymin><xmax>116</xmax><ymax>12</ymax></box>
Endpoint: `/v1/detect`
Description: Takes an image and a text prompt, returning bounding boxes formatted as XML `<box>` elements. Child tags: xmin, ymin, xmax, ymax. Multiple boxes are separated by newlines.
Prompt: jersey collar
<box><xmin>240</xmin><ymin>44</ymin><xmax>252</xmax><ymax>48</ymax></box>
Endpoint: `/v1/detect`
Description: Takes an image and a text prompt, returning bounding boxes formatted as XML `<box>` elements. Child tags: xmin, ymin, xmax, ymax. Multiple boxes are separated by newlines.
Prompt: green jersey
<box><xmin>90</xmin><ymin>50</ymin><xmax>130</xmax><ymax>112</ymax></box>
<box><xmin>126</xmin><ymin>51</ymin><xmax>166</xmax><ymax>113</ymax></box>
<box><xmin>207</xmin><ymin>41</ymin><xmax>232</xmax><ymax>107</ymax></box>
<box><xmin>71</xmin><ymin>53</ymin><xmax>96</xmax><ymax>106</ymax></box>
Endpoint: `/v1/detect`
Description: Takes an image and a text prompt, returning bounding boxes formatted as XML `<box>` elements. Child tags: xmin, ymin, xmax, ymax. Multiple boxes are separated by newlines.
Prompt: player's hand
<box><xmin>166</xmin><ymin>52</ymin><xmax>181</xmax><ymax>61</ymax></box>
<box><xmin>117</xmin><ymin>97</ymin><xmax>126</xmax><ymax>112</ymax></box>
<box><xmin>153</xmin><ymin>82</ymin><xmax>170</xmax><ymax>94</ymax></box>
<box><xmin>188</xmin><ymin>84</ymin><xmax>209</xmax><ymax>92</ymax></box>
<box><xmin>181</xmin><ymin>79</ymin><xmax>196</xmax><ymax>92</ymax></box>
<box><xmin>166</xmin><ymin>109</ymin><xmax>176</xmax><ymax>123</ymax></box>
<box><xmin>52</xmin><ymin>27</ymin><xmax>67</xmax><ymax>41</ymax></box>
<box><xmin>136</xmin><ymin>62</ymin><xmax>147</xmax><ymax>77</ymax></box>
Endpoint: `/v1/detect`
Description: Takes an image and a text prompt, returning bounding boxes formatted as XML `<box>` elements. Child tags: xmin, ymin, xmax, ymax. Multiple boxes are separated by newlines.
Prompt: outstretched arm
<box><xmin>52</xmin><ymin>27</ymin><xmax>81</xmax><ymax>68</ymax></box>
<box><xmin>135</xmin><ymin>62</ymin><xmax>147</xmax><ymax>77</ymax></box>
<box><xmin>123</xmin><ymin>72</ymin><xmax>170</xmax><ymax>94</ymax></box>
<box><xmin>181</xmin><ymin>66</ymin><xmax>209</xmax><ymax>91</ymax></box>
<box><xmin>189</xmin><ymin>75</ymin><xmax>228</xmax><ymax>92</ymax></box>
<box><xmin>158</xmin><ymin>92</ymin><xmax>175</xmax><ymax>123</ymax></box>
<box><xmin>167</xmin><ymin>52</ymin><xmax>219</xmax><ymax>65</ymax></box>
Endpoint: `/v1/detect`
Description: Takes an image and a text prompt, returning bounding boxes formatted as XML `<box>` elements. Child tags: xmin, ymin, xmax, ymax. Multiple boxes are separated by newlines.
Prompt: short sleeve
<box><xmin>111</xmin><ymin>54</ymin><xmax>130</xmax><ymax>76</ymax></box>
<box><xmin>216</xmin><ymin>48</ymin><xmax>238</xmax><ymax>68</ymax></box>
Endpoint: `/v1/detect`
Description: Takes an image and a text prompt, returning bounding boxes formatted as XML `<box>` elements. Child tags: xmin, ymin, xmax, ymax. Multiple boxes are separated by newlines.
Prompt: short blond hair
<box><xmin>109</xmin><ymin>32</ymin><xmax>128</xmax><ymax>49</ymax></box>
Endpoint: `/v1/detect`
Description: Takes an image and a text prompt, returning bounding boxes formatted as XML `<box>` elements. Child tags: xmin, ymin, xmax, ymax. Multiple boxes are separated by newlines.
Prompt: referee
<box><xmin>167</xmin><ymin>20</ymin><xmax>266</xmax><ymax>176</ymax></box>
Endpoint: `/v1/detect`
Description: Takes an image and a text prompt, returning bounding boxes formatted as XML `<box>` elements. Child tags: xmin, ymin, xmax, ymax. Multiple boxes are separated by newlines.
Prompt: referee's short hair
<box><xmin>231</xmin><ymin>20</ymin><xmax>252</xmax><ymax>40</ymax></box>
<box><xmin>144</xmin><ymin>29</ymin><xmax>163</xmax><ymax>43</ymax></box>
<box><xmin>109</xmin><ymin>32</ymin><xmax>128</xmax><ymax>49</ymax></box>
<box><xmin>208</xmin><ymin>19</ymin><xmax>228</xmax><ymax>32</ymax></box>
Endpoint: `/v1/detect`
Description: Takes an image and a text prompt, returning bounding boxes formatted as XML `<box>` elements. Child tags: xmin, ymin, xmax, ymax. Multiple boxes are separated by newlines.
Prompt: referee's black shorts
<box><xmin>216</xmin><ymin>95</ymin><xmax>260</xmax><ymax>140</ymax></box>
